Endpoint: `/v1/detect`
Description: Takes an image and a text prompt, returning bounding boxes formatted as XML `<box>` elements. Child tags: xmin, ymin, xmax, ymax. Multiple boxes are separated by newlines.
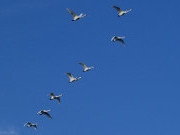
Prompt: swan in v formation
<box><xmin>79</xmin><ymin>62</ymin><xmax>94</xmax><ymax>72</ymax></box>
<box><xmin>65</xmin><ymin>73</ymin><xmax>82</xmax><ymax>83</ymax></box>
<box><xmin>37</xmin><ymin>110</ymin><xmax>52</xmax><ymax>119</ymax></box>
<box><xmin>111</xmin><ymin>36</ymin><xmax>126</xmax><ymax>46</ymax></box>
<box><xmin>49</xmin><ymin>93</ymin><xmax>63</xmax><ymax>104</ymax></box>
<box><xmin>113</xmin><ymin>5</ymin><xmax>132</xmax><ymax>16</ymax></box>
<box><xmin>66</xmin><ymin>8</ymin><xmax>86</xmax><ymax>21</ymax></box>
<box><xmin>24</xmin><ymin>122</ymin><xmax>37</xmax><ymax>130</ymax></box>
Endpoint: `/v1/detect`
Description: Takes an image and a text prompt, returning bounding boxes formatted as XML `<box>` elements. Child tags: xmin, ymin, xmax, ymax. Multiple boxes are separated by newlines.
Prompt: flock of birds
<box><xmin>24</xmin><ymin>62</ymin><xmax>95</xmax><ymax>130</ymax></box>
<box><xmin>24</xmin><ymin>4</ymin><xmax>132</xmax><ymax>130</ymax></box>
<box><xmin>66</xmin><ymin>5</ymin><xmax>132</xmax><ymax>46</ymax></box>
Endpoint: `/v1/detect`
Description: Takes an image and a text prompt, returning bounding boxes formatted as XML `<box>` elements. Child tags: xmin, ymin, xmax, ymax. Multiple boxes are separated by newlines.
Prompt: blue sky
<box><xmin>0</xmin><ymin>0</ymin><xmax>180</xmax><ymax>135</ymax></box>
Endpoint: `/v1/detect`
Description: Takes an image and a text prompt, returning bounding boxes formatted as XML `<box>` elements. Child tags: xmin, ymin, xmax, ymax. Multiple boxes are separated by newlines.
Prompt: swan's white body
<box><xmin>111</xmin><ymin>36</ymin><xmax>126</xmax><ymax>46</ymax></box>
<box><xmin>24</xmin><ymin>122</ymin><xmax>37</xmax><ymax>130</ymax></box>
<box><xmin>49</xmin><ymin>93</ymin><xmax>63</xmax><ymax>104</ymax></box>
<box><xmin>65</xmin><ymin>73</ymin><xmax>82</xmax><ymax>83</ymax></box>
<box><xmin>66</xmin><ymin>8</ymin><xmax>86</xmax><ymax>21</ymax></box>
<box><xmin>78</xmin><ymin>62</ymin><xmax>94</xmax><ymax>72</ymax></box>
<box><xmin>37</xmin><ymin>110</ymin><xmax>52</xmax><ymax>119</ymax></box>
<box><xmin>113</xmin><ymin>6</ymin><xmax>132</xmax><ymax>16</ymax></box>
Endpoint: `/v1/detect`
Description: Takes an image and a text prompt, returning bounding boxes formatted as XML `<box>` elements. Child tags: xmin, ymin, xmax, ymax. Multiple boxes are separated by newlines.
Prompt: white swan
<box><xmin>113</xmin><ymin>6</ymin><xmax>132</xmax><ymax>16</ymax></box>
<box><xmin>111</xmin><ymin>36</ymin><xmax>126</xmax><ymax>46</ymax></box>
<box><xmin>66</xmin><ymin>8</ymin><xmax>86</xmax><ymax>21</ymax></box>
<box><xmin>49</xmin><ymin>93</ymin><xmax>63</xmax><ymax>104</ymax></box>
<box><xmin>37</xmin><ymin>110</ymin><xmax>52</xmax><ymax>119</ymax></box>
<box><xmin>65</xmin><ymin>73</ymin><xmax>82</xmax><ymax>83</ymax></box>
<box><xmin>24</xmin><ymin>122</ymin><xmax>37</xmax><ymax>130</ymax></box>
<box><xmin>78</xmin><ymin>62</ymin><xmax>94</xmax><ymax>72</ymax></box>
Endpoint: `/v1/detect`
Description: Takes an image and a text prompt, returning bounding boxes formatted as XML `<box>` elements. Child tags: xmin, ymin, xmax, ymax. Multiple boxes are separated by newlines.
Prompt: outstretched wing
<box><xmin>112</xmin><ymin>6</ymin><xmax>122</xmax><ymax>12</ymax></box>
<box><xmin>44</xmin><ymin>112</ymin><xmax>52</xmax><ymax>119</ymax></box>
<box><xmin>118</xmin><ymin>39</ymin><xmax>126</xmax><ymax>45</ymax></box>
<box><xmin>65</xmin><ymin>73</ymin><xmax>73</xmax><ymax>79</ymax></box>
<box><xmin>78</xmin><ymin>62</ymin><xmax>87</xmax><ymax>69</ymax></box>
<box><xmin>24</xmin><ymin>122</ymin><xmax>28</xmax><ymax>126</ymax></box>
<box><xmin>111</xmin><ymin>36</ymin><xmax>116</xmax><ymax>41</ymax></box>
<box><xmin>49</xmin><ymin>93</ymin><xmax>55</xmax><ymax>96</ymax></box>
<box><xmin>32</xmin><ymin>124</ymin><xmax>37</xmax><ymax>130</ymax></box>
<box><xmin>66</xmin><ymin>8</ymin><xmax>77</xmax><ymax>17</ymax></box>
<box><xmin>56</xmin><ymin>97</ymin><xmax>60</xmax><ymax>104</ymax></box>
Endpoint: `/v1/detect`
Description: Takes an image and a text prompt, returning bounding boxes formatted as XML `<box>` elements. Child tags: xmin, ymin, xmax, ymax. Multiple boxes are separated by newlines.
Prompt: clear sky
<box><xmin>0</xmin><ymin>0</ymin><xmax>180</xmax><ymax>135</ymax></box>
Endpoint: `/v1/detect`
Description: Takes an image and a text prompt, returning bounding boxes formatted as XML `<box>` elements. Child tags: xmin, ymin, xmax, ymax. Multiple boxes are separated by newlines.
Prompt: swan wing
<box><xmin>79</xmin><ymin>62</ymin><xmax>87</xmax><ymax>69</ymax></box>
<box><xmin>66</xmin><ymin>8</ymin><xmax>77</xmax><ymax>17</ymax></box>
<box><xmin>113</xmin><ymin>6</ymin><xmax>122</xmax><ymax>12</ymax></box>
